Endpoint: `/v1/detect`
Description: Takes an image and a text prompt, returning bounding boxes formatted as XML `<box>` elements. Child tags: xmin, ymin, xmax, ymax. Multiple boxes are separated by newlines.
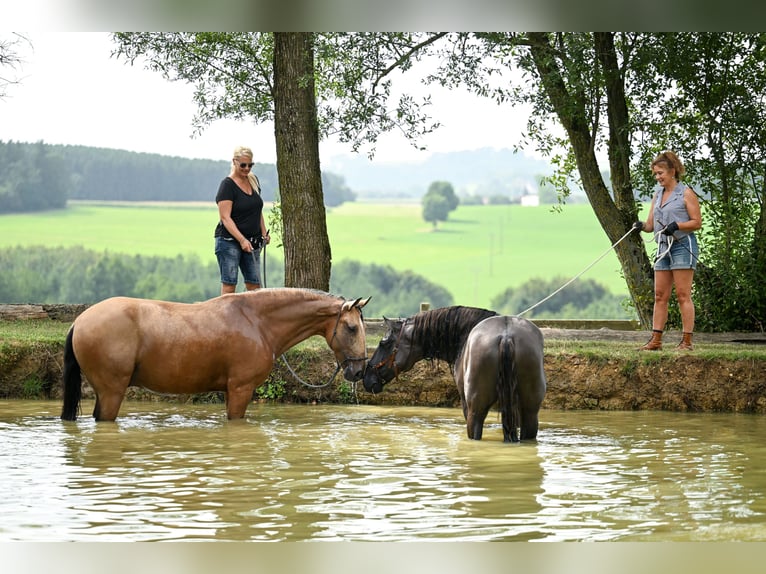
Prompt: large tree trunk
<box><xmin>273</xmin><ymin>33</ymin><xmax>332</xmax><ymax>290</ymax></box>
<box><xmin>526</xmin><ymin>32</ymin><xmax>654</xmax><ymax>326</ymax></box>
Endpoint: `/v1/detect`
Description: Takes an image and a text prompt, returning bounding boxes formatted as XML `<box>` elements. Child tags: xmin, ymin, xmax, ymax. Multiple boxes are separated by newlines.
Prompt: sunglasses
<box><xmin>237</xmin><ymin>162</ymin><xmax>254</xmax><ymax>168</ymax></box>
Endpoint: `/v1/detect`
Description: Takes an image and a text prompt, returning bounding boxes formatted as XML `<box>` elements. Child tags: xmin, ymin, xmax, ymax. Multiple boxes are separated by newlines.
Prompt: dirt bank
<box><xmin>2</xmin><ymin>305</ymin><xmax>765</xmax><ymax>411</ymax></box>
<box><xmin>3</xmin><ymin>328</ymin><xmax>766</xmax><ymax>413</ymax></box>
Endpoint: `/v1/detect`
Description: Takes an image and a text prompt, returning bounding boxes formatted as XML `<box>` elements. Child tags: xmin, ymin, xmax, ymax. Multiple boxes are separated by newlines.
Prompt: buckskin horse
<box><xmin>61</xmin><ymin>288</ymin><xmax>371</xmax><ymax>422</ymax></box>
<box><xmin>364</xmin><ymin>306</ymin><xmax>546</xmax><ymax>442</ymax></box>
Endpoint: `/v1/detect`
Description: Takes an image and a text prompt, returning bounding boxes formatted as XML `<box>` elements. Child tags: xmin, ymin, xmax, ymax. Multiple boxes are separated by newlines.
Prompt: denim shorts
<box><xmin>215</xmin><ymin>236</ymin><xmax>261</xmax><ymax>286</ymax></box>
<box><xmin>654</xmin><ymin>234</ymin><xmax>698</xmax><ymax>271</ymax></box>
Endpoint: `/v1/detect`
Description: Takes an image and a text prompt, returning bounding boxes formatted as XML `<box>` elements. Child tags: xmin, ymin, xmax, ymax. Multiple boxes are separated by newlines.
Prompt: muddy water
<box><xmin>2</xmin><ymin>400</ymin><xmax>766</xmax><ymax>541</ymax></box>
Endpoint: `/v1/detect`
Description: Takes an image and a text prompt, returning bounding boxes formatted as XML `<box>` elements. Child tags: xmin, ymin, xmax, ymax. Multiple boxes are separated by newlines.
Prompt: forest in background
<box><xmin>0</xmin><ymin>140</ymin><xmax>356</xmax><ymax>212</ymax></box>
<box><xmin>0</xmin><ymin>245</ymin><xmax>628</xmax><ymax>320</ymax></box>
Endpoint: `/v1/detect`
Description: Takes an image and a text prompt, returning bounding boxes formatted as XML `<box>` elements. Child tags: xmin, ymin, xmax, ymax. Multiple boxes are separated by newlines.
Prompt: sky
<box><xmin>0</xmin><ymin>32</ymin><xmax>533</xmax><ymax>167</ymax></box>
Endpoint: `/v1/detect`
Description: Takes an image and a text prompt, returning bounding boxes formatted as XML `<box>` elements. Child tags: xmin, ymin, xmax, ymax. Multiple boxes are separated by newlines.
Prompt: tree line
<box><xmin>0</xmin><ymin>246</ymin><xmax>451</xmax><ymax>318</ymax></box>
<box><xmin>0</xmin><ymin>140</ymin><xmax>356</xmax><ymax>213</ymax></box>
<box><xmin>0</xmin><ymin>245</ymin><xmax>633</xmax><ymax>320</ymax></box>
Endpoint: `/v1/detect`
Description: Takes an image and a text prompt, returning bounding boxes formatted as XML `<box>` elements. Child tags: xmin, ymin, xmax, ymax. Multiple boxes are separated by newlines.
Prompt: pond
<box><xmin>2</xmin><ymin>400</ymin><xmax>766</xmax><ymax>542</ymax></box>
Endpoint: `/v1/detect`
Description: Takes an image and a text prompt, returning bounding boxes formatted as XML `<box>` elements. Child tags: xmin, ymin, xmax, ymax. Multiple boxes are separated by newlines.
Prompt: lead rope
<box><xmin>253</xmin><ymin>243</ymin><xmax>340</xmax><ymax>390</ymax></box>
<box><xmin>517</xmin><ymin>227</ymin><xmax>636</xmax><ymax>317</ymax></box>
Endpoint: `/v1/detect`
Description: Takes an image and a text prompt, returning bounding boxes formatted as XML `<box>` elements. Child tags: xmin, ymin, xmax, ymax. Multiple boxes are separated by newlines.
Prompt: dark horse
<box><xmin>61</xmin><ymin>288</ymin><xmax>370</xmax><ymax>422</ymax></box>
<box><xmin>364</xmin><ymin>306</ymin><xmax>546</xmax><ymax>442</ymax></box>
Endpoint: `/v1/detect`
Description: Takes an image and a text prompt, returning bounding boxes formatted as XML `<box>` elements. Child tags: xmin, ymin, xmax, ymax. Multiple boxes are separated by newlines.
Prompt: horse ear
<box><xmin>342</xmin><ymin>297</ymin><xmax>367</xmax><ymax>312</ymax></box>
<box><xmin>356</xmin><ymin>296</ymin><xmax>372</xmax><ymax>309</ymax></box>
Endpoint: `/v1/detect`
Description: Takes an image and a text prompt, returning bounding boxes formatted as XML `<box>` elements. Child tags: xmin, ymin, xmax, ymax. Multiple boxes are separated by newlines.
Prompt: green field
<box><xmin>0</xmin><ymin>201</ymin><xmax>642</xmax><ymax>309</ymax></box>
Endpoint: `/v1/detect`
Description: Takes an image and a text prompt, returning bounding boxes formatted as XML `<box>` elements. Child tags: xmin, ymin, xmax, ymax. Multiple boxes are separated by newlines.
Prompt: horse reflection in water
<box><xmin>364</xmin><ymin>306</ymin><xmax>546</xmax><ymax>442</ymax></box>
<box><xmin>61</xmin><ymin>288</ymin><xmax>370</xmax><ymax>422</ymax></box>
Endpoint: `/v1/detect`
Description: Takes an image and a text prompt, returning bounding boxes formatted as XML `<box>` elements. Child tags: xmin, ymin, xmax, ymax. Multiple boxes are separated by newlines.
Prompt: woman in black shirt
<box><xmin>214</xmin><ymin>146</ymin><xmax>270</xmax><ymax>295</ymax></box>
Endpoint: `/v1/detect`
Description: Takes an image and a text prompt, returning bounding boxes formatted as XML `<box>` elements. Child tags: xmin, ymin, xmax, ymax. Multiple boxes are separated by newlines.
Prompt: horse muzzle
<box><xmin>362</xmin><ymin>368</ymin><xmax>384</xmax><ymax>394</ymax></box>
<box><xmin>342</xmin><ymin>359</ymin><xmax>366</xmax><ymax>382</ymax></box>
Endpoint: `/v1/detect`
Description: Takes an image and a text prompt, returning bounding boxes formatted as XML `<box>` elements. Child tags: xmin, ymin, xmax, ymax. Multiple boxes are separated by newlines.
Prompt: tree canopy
<box><xmin>421</xmin><ymin>32</ymin><xmax>765</xmax><ymax>331</ymax></box>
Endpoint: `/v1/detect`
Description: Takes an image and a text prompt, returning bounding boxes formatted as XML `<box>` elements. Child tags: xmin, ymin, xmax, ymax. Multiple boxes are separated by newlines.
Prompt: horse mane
<box><xmin>248</xmin><ymin>287</ymin><xmax>343</xmax><ymax>301</ymax></box>
<box><xmin>410</xmin><ymin>306</ymin><xmax>498</xmax><ymax>365</ymax></box>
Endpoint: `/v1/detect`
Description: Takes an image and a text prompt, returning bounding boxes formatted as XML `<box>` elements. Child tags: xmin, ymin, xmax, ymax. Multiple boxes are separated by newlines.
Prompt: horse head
<box><xmin>363</xmin><ymin>316</ymin><xmax>420</xmax><ymax>394</ymax></box>
<box><xmin>328</xmin><ymin>296</ymin><xmax>372</xmax><ymax>382</ymax></box>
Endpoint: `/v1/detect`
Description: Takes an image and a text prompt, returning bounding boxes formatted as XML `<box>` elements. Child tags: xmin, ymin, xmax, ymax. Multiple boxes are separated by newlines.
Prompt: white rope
<box><xmin>654</xmin><ymin>232</ymin><xmax>673</xmax><ymax>263</ymax></box>
<box><xmin>517</xmin><ymin>227</ymin><xmax>636</xmax><ymax>317</ymax></box>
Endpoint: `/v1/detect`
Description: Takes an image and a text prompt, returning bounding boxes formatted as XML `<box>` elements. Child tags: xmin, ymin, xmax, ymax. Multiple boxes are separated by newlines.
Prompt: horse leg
<box><xmin>465</xmin><ymin>403</ymin><xmax>490</xmax><ymax>440</ymax></box>
<box><xmin>225</xmin><ymin>384</ymin><xmax>255</xmax><ymax>420</ymax></box>
<box><xmin>519</xmin><ymin>406</ymin><xmax>540</xmax><ymax>440</ymax></box>
<box><xmin>92</xmin><ymin>388</ymin><xmax>126</xmax><ymax>422</ymax></box>
<box><xmin>518</xmin><ymin>373</ymin><xmax>545</xmax><ymax>440</ymax></box>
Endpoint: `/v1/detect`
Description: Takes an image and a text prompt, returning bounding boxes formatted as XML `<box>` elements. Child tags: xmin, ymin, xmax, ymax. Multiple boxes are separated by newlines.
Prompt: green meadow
<box><xmin>0</xmin><ymin>201</ymin><xmax>645</xmax><ymax>308</ymax></box>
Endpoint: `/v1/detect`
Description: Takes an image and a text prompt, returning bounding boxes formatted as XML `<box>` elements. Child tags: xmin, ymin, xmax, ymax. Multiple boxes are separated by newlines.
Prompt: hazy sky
<box><xmin>1</xmin><ymin>32</ymin><xmax>533</xmax><ymax>166</ymax></box>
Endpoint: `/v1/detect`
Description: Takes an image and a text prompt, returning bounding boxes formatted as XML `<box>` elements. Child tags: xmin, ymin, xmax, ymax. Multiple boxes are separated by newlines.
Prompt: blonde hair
<box><xmin>229</xmin><ymin>146</ymin><xmax>260</xmax><ymax>194</ymax></box>
<box><xmin>651</xmin><ymin>150</ymin><xmax>686</xmax><ymax>179</ymax></box>
<box><xmin>232</xmin><ymin>145</ymin><xmax>253</xmax><ymax>161</ymax></box>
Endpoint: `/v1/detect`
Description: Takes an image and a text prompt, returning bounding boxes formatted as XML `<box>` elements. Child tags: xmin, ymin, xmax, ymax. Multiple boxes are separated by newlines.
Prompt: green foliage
<box><xmin>0</xmin><ymin>321</ymin><xmax>69</xmax><ymax>343</ymax></box>
<box><xmin>0</xmin><ymin>245</ymin><xmax>221</xmax><ymax>303</ymax></box>
<box><xmin>460</xmin><ymin>194</ymin><xmax>484</xmax><ymax>205</ymax></box>
<box><xmin>625</xmin><ymin>33</ymin><xmax>766</xmax><ymax>332</ymax></box>
<box><xmin>21</xmin><ymin>376</ymin><xmax>46</xmax><ymax>399</ymax></box>
<box><xmin>421</xmin><ymin>193</ymin><xmax>450</xmax><ymax>228</ymax></box>
<box><xmin>266</xmin><ymin>201</ymin><xmax>284</xmax><ymax>250</ymax></box>
<box><xmin>0</xmin><ymin>141</ymin><xmax>70</xmax><ymax>212</ymax></box>
<box><xmin>336</xmin><ymin>381</ymin><xmax>355</xmax><ymax>404</ymax></box>
<box><xmin>487</xmin><ymin>194</ymin><xmax>511</xmax><ymax>205</ymax></box>
<box><xmin>322</xmin><ymin>172</ymin><xmax>356</xmax><ymax>207</ymax></box>
<box><xmin>491</xmin><ymin>275</ymin><xmax>635</xmax><ymax>320</ymax></box>
<box><xmin>0</xmin><ymin>140</ymin><xmax>354</xmax><ymax>208</ymax></box>
<box><xmin>0</xmin><ymin>201</ymin><xmax>635</xmax><ymax>313</ymax></box>
<box><xmin>330</xmin><ymin>260</ymin><xmax>453</xmax><ymax>318</ymax></box>
<box><xmin>256</xmin><ymin>376</ymin><xmax>287</xmax><ymax>401</ymax></box>
<box><xmin>421</xmin><ymin>181</ymin><xmax>459</xmax><ymax>228</ymax></box>
<box><xmin>426</xmin><ymin>181</ymin><xmax>459</xmax><ymax>211</ymax></box>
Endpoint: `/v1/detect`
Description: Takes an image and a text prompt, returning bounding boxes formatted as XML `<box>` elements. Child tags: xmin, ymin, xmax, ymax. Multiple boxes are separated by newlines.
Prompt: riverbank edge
<box><xmin>2</xmin><ymin>304</ymin><xmax>765</xmax><ymax>413</ymax></box>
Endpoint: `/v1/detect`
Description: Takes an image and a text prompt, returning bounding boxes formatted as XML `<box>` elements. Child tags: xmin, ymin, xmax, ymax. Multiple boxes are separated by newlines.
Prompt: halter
<box><xmin>329</xmin><ymin>304</ymin><xmax>368</xmax><ymax>367</ymax></box>
<box><xmin>371</xmin><ymin>318</ymin><xmax>411</xmax><ymax>381</ymax></box>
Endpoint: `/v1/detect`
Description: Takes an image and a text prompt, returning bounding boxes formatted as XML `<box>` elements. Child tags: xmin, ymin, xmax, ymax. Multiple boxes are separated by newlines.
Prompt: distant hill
<box><xmin>323</xmin><ymin>147</ymin><xmax>555</xmax><ymax>199</ymax></box>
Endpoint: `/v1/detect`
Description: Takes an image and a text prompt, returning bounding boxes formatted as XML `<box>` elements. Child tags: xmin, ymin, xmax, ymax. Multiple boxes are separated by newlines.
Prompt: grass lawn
<box><xmin>0</xmin><ymin>200</ymin><xmax>648</xmax><ymax>309</ymax></box>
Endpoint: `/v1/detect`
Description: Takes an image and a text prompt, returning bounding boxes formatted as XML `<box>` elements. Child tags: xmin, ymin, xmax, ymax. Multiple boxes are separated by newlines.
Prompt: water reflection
<box><xmin>1</xmin><ymin>400</ymin><xmax>765</xmax><ymax>541</ymax></box>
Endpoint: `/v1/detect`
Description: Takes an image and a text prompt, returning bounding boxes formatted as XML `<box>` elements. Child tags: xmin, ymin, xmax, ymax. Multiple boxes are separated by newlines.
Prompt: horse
<box><xmin>363</xmin><ymin>306</ymin><xmax>546</xmax><ymax>442</ymax></box>
<box><xmin>61</xmin><ymin>288</ymin><xmax>371</xmax><ymax>422</ymax></box>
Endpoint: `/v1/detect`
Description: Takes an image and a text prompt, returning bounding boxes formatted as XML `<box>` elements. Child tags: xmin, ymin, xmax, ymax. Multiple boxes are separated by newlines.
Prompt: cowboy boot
<box><xmin>639</xmin><ymin>329</ymin><xmax>663</xmax><ymax>351</ymax></box>
<box><xmin>677</xmin><ymin>332</ymin><xmax>694</xmax><ymax>351</ymax></box>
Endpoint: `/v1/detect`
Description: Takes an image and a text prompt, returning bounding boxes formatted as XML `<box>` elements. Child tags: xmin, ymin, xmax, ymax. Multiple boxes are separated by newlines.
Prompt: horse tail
<box><xmin>497</xmin><ymin>333</ymin><xmax>520</xmax><ymax>442</ymax></box>
<box><xmin>60</xmin><ymin>326</ymin><xmax>82</xmax><ymax>421</ymax></box>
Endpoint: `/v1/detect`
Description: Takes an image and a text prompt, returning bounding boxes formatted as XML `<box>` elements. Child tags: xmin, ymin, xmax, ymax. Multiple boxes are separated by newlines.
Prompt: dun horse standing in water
<box><xmin>364</xmin><ymin>306</ymin><xmax>546</xmax><ymax>442</ymax></box>
<box><xmin>61</xmin><ymin>288</ymin><xmax>370</xmax><ymax>422</ymax></box>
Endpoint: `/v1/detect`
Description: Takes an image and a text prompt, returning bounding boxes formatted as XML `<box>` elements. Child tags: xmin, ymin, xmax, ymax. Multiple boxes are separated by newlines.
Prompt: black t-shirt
<box><xmin>214</xmin><ymin>177</ymin><xmax>264</xmax><ymax>239</ymax></box>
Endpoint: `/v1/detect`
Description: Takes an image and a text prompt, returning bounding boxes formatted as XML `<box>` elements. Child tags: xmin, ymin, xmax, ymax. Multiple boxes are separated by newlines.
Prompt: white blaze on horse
<box><xmin>364</xmin><ymin>306</ymin><xmax>546</xmax><ymax>442</ymax></box>
<box><xmin>61</xmin><ymin>288</ymin><xmax>371</xmax><ymax>422</ymax></box>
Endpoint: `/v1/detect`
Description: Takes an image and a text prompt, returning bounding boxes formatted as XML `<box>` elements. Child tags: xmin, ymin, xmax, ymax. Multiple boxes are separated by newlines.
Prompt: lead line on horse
<box><xmin>253</xmin><ymin>246</ymin><xmax>362</xmax><ymax>390</ymax></box>
<box><xmin>516</xmin><ymin>226</ymin><xmax>636</xmax><ymax>317</ymax></box>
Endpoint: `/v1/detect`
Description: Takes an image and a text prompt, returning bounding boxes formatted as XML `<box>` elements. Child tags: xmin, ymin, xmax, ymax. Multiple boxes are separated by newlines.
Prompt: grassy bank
<box><xmin>0</xmin><ymin>201</ymin><xmax>639</xmax><ymax>309</ymax></box>
<box><xmin>2</xmin><ymin>318</ymin><xmax>765</xmax><ymax>413</ymax></box>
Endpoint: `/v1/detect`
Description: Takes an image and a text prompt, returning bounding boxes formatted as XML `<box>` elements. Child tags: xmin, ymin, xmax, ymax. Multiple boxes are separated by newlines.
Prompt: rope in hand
<box><xmin>252</xmin><ymin>239</ymin><xmax>339</xmax><ymax>390</ymax></box>
<box><xmin>516</xmin><ymin>227</ymin><xmax>637</xmax><ymax>318</ymax></box>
